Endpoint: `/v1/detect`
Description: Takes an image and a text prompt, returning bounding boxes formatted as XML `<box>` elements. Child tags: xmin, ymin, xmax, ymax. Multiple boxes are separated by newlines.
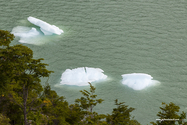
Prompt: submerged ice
<box><xmin>121</xmin><ymin>73</ymin><xmax>159</xmax><ymax>90</ymax></box>
<box><xmin>12</xmin><ymin>26</ymin><xmax>40</xmax><ymax>38</ymax></box>
<box><xmin>11</xmin><ymin>26</ymin><xmax>42</xmax><ymax>44</ymax></box>
<box><xmin>27</xmin><ymin>16</ymin><xmax>63</xmax><ymax>35</ymax></box>
<box><xmin>60</xmin><ymin>67</ymin><xmax>107</xmax><ymax>86</ymax></box>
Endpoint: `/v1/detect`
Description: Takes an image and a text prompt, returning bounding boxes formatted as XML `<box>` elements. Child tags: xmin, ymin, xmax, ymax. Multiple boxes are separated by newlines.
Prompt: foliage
<box><xmin>0</xmin><ymin>113</ymin><xmax>11</xmax><ymax>125</ymax></box>
<box><xmin>66</xmin><ymin>103</ymin><xmax>85</xmax><ymax>124</ymax></box>
<box><xmin>0</xmin><ymin>30</ymin><xmax>14</xmax><ymax>47</ymax></box>
<box><xmin>28</xmin><ymin>109</ymin><xmax>49</xmax><ymax>125</ymax></box>
<box><xmin>106</xmin><ymin>99</ymin><xmax>141</xmax><ymax>125</ymax></box>
<box><xmin>41</xmin><ymin>83</ymin><xmax>70</xmax><ymax>125</ymax></box>
<box><xmin>150</xmin><ymin>102</ymin><xmax>186</xmax><ymax>125</ymax></box>
<box><xmin>0</xmin><ymin>98</ymin><xmax>23</xmax><ymax>124</ymax></box>
<box><xmin>75</xmin><ymin>82</ymin><xmax>104</xmax><ymax>112</ymax></box>
<box><xmin>0</xmin><ymin>29</ymin><xmax>53</xmax><ymax>125</ymax></box>
<box><xmin>75</xmin><ymin>82</ymin><xmax>106</xmax><ymax>124</ymax></box>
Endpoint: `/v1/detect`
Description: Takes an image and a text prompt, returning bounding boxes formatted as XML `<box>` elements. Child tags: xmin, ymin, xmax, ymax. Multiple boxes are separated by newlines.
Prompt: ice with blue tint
<box><xmin>11</xmin><ymin>16</ymin><xmax>64</xmax><ymax>45</ymax></box>
<box><xmin>12</xmin><ymin>26</ymin><xmax>40</xmax><ymax>38</ymax></box>
<box><xmin>11</xmin><ymin>26</ymin><xmax>42</xmax><ymax>44</ymax></box>
<box><xmin>121</xmin><ymin>73</ymin><xmax>159</xmax><ymax>90</ymax></box>
<box><xmin>60</xmin><ymin>67</ymin><xmax>107</xmax><ymax>86</ymax></box>
<box><xmin>27</xmin><ymin>16</ymin><xmax>64</xmax><ymax>35</ymax></box>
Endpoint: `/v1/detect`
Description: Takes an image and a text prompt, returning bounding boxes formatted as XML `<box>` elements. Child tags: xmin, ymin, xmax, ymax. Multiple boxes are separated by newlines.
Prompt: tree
<box><xmin>0</xmin><ymin>30</ymin><xmax>15</xmax><ymax>93</ymax></box>
<box><xmin>150</xmin><ymin>102</ymin><xmax>186</xmax><ymax>125</ymax></box>
<box><xmin>66</xmin><ymin>103</ymin><xmax>85</xmax><ymax>124</ymax></box>
<box><xmin>0</xmin><ymin>113</ymin><xmax>11</xmax><ymax>125</ymax></box>
<box><xmin>41</xmin><ymin>83</ymin><xmax>70</xmax><ymax>125</ymax></box>
<box><xmin>75</xmin><ymin>82</ymin><xmax>106</xmax><ymax>124</ymax></box>
<box><xmin>106</xmin><ymin>99</ymin><xmax>140</xmax><ymax>125</ymax></box>
<box><xmin>0</xmin><ymin>30</ymin><xmax>53</xmax><ymax>125</ymax></box>
<box><xmin>0</xmin><ymin>30</ymin><xmax>14</xmax><ymax>47</ymax></box>
<box><xmin>0</xmin><ymin>98</ymin><xmax>23</xmax><ymax>125</ymax></box>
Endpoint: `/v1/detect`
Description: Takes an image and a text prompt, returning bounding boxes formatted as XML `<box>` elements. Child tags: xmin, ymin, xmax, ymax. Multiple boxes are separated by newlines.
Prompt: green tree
<box><xmin>41</xmin><ymin>83</ymin><xmax>70</xmax><ymax>125</ymax></box>
<box><xmin>66</xmin><ymin>103</ymin><xmax>85</xmax><ymax>124</ymax></box>
<box><xmin>0</xmin><ymin>98</ymin><xmax>23</xmax><ymax>124</ymax></box>
<box><xmin>0</xmin><ymin>30</ymin><xmax>14</xmax><ymax>47</ymax></box>
<box><xmin>0</xmin><ymin>113</ymin><xmax>11</xmax><ymax>125</ymax></box>
<box><xmin>150</xmin><ymin>102</ymin><xmax>186</xmax><ymax>125</ymax></box>
<box><xmin>75</xmin><ymin>82</ymin><xmax>106</xmax><ymax>124</ymax></box>
<box><xmin>0</xmin><ymin>29</ymin><xmax>15</xmax><ymax>92</ymax></box>
<box><xmin>0</xmin><ymin>29</ymin><xmax>53</xmax><ymax>125</ymax></box>
<box><xmin>106</xmin><ymin>99</ymin><xmax>140</xmax><ymax>125</ymax></box>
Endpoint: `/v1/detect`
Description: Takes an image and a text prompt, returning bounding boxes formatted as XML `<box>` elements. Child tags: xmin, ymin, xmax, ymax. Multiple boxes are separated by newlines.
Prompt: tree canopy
<box><xmin>106</xmin><ymin>99</ymin><xmax>140</xmax><ymax>125</ymax></box>
<box><xmin>0</xmin><ymin>29</ymin><xmax>53</xmax><ymax>125</ymax></box>
<box><xmin>150</xmin><ymin>102</ymin><xmax>186</xmax><ymax>125</ymax></box>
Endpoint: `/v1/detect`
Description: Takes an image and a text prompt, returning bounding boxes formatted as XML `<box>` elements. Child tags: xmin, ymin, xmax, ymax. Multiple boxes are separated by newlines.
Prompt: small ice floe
<box><xmin>121</xmin><ymin>73</ymin><xmax>160</xmax><ymax>90</ymax></box>
<box><xmin>11</xmin><ymin>26</ymin><xmax>42</xmax><ymax>44</ymax></box>
<box><xmin>60</xmin><ymin>67</ymin><xmax>107</xmax><ymax>86</ymax></box>
<box><xmin>27</xmin><ymin>16</ymin><xmax>63</xmax><ymax>35</ymax></box>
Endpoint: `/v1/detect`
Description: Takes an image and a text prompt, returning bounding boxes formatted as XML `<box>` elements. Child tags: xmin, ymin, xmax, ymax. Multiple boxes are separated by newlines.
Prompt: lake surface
<box><xmin>1</xmin><ymin>0</ymin><xmax>187</xmax><ymax>124</ymax></box>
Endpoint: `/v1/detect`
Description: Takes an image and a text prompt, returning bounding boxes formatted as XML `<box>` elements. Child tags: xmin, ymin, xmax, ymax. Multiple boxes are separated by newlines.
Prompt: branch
<box><xmin>27</xmin><ymin>103</ymin><xmax>45</xmax><ymax>113</ymax></box>
<box><xmin>8</xmin><ymin>94</ymin><xmax>23</xmax><ymax>108</ymax></box>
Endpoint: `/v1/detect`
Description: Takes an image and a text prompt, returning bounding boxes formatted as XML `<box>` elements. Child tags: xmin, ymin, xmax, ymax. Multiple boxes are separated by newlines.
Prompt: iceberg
<box><xmin>11</xmin><ymin>26</ymin><xmax>42</xmax><ymax>44</ymax></box>
<box><xmin>12</xmin><ymin>26</ymin><xmax>40</xmax><ymax>38</ymax></box>
<box><xmin>60</xmin><ymin>67</ymin><xmax>107</xmax><ymax>86</ymax></box>
<box><xmin>27</xmin><ymin>16</ymin><xmax>64</xmax><ymax>35</ymax></box>
<box><xmin>121</xmin><ymin>73</ymin><xmax>159</xmax><ymax>90</ymax></box>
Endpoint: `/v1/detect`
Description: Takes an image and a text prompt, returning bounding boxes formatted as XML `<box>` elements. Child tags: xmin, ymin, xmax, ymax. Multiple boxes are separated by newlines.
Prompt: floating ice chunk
<box><xmin>121</xmin><ymin>73</ymin><xmax>159</xmax><ymax>90</ymax></box>
<box><xmin>12</xmin><ymin>26</ymin><xmax>40</xmax><ymax>38</ymax></box>
<box><xmin>60</xmin><ymin>67</ymin><xmax>107</xmax><ymax>86</ymax></box>
<box><xmin>11</xmin><ymin>26</ymin><xmax>42</xmax><ymax>44</ymax></box>
<box><xmin>27</xmin><ymin>16</ymin><xmax>63</xmax><ymax>35</ymax></box>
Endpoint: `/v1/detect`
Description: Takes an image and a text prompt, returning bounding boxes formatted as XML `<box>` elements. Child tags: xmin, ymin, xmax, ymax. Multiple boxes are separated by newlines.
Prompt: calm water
<box><xmin>1</xmin><ymin>0</ymin><xmax>187</xmax><ymax>124</ymax></box>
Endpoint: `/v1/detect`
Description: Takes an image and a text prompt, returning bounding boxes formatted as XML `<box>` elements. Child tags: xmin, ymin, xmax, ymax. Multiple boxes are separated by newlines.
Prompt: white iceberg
<box><xmin>121</xmin><ymin>73</ymin><xmax>159</xmax><ymax>90</ymax></box>
<box><xmin>12</xmin><ymin>26</ymin><xmax>40</xmax><ymax>38</ymax></box>
<box><xmin>60</xmin><ymin>67</ymin><xmax>107</xmax><ymax>86</ymax></box>
<box><xmin>27</xmin><ymin>16</ymin><xmax>63</xmax><ymax>35</ymax></box>
<box><xmin>11</xmin><ymin>26</ymin><xmax>42</xmax><ymax>44</ymax></box>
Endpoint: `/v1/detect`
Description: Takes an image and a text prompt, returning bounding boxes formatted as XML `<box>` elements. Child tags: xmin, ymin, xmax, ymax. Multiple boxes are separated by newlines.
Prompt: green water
<box><xmin>1</xmin><ymin>0</ymin><xmax>187</xmax><ymax>124</ymax></box>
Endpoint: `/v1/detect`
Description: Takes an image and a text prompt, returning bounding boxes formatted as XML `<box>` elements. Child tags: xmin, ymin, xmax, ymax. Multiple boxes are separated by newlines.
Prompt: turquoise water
<box><xmin>1</xmin><ymin>0</ymin><xmax>187</xmax><ymax>124</ymax></box>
